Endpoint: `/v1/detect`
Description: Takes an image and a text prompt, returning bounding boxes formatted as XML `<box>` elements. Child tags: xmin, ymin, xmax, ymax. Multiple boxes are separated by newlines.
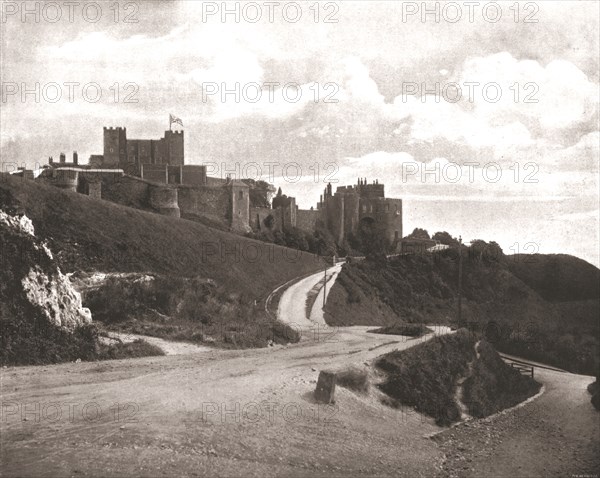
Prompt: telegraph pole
<box><xmin>323</xmin><ymin>262</ymin><xmax>327</xmax><ymax>308</ymax></box>
<box><xmin>458</xmin><ymin>235</ymin><xmax>463</xmax><ymax>324</ymax></box>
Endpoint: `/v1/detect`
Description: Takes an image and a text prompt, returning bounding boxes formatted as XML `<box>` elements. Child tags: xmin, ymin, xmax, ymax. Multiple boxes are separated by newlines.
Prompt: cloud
<box><xmin>454</xmin><ymin>52</ymin><xmax>599</xmax><ymax>131</ymax></box>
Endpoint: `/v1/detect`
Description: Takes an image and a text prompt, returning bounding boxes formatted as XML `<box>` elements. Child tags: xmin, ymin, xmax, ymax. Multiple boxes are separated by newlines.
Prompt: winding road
<box><xmin>1</xmin><ymin>266</ymin><xmax>597</xmax><ymax>477</ymax></box>
<box><xmin>0</xmin><ymin>265</ymin><xmax>449</xmax><ymax>477</ymax></box>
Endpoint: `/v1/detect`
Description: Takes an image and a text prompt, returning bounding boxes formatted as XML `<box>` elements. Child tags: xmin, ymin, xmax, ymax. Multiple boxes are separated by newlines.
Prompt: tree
<box><xmin>312</xmin><ymin>221</ymin><xmax>337</xmax><ymax>256</ymax></box>
<box><xmin>469</xmin><ymin>240</ymin><xmax>503</xmax><ymax>263</ymax></box>
<box><xmin>242</xmin><ymin>179</ymin><xmax>274</xmax><ymax>209</ymax></box>
<box><xmin>263</xmin><ymin>214</ymin><xmax>275</xmax><ymax>229</ymax></box>
<box><xmin>432</xmin><ymin>231</ymin><xmax>460</xmax><ymax>247</ymax></box>
<box><xmin>407</xmin><ymin>228</ymin><xmax>430</xmax><ymax>240</ymax></box>
<box><xmin>284</xmin><ymin>227</ymin><xmax>309</xmax><ymax>251</ymax></box>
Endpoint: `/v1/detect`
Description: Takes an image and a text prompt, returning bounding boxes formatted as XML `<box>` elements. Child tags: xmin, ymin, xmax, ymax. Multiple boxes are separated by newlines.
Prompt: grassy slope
<box><xmin>464</xmin><ymin>340</ymin><xmax>542</xmax><ymax>418</ymax></box>
<box><xmin>508</xmin><ymin>253</ymin><xmax>600</xmax><ymax>302</ymax></box>
<box><xmin>326</xmin><ymin>252</ymin><xmax>599</xmax><ymax>374</ymax></box>
<box><xmin>376</xmin><ymin>330</ymin><xmax>475</xmax><ymax>425</ymax></box>
<box><xmin>375</xmin><ymin>330</ymin><xmax>541</xmax><ymax>426</ymax></box>
<box><xmin>0</xmin><ymin>174</ymin><xmax>326</xmax><ymax>299</ymax></box>
<box><xmin>1</xmin><ymin>174</ymin><xmax>329</xmax><ymax>356</ymax></box>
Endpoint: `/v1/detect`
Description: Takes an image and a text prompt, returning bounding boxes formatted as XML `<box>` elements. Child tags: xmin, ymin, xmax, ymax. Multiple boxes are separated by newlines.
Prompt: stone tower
<box><xmin>164</xmin><ymin>130</ymin><xmax>184</xmax><ymax>166</ymax></box>
<box><xmin>103</xmin><ymin>127</ymin><xmax>127</xmax><ymax>167</ymax></box>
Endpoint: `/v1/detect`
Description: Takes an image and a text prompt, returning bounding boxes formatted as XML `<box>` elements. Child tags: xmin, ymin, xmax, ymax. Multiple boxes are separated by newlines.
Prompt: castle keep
<box><xmin>36</xmin><ymin>127</ymin><xmax>250</xmax><ymax>232</ymax></box>
<box><xmin>99</xmin><ymin>127</ymin><xmax>184</xmax><ymax>170</ymax></box>
<box><xmin>28</xmin><ymin>124</ymin><xmax>402</xmax><ymax>246</ymax></box>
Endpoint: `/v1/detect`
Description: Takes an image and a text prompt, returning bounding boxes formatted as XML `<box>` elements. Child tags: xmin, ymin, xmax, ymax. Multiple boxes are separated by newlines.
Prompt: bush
<box><xmin>376</xmin><ymin>329</ymin><xmax>475</xmax><ymax>426</ymax></box>
<box><xmin>463</xmin><ymin>340</ymin><xmax>541</xmax><ymax>417</ymax></box>
<box><xmin>97</xmin><ymin>339</ymin><xmax>164</xmax><ymax>360</ymax></box>
<box><xmin>85</xmin><ymin>274</ymin><xmax>301</xmax><ymax>349</ymax></box>
<box><xmin>369</xmin><ymin>324</ymin><xmax>430</xmax><ymax>337</ymax></box>
<box><xmin>375</xmin><ymin>330</ymin><xmax>540</xmax><ymax>425</ymax></box>
<box><xmin>336</xmin><ymin>367</ymin><xmax>369</xmax><ymax>393</ymax></box>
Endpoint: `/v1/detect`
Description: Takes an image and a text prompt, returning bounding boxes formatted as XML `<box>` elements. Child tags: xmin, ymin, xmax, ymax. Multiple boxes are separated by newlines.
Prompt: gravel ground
<box><xmin>432</xmin><ymin>367</ymin><xmax>599</xmax><ymax>478</ymax></box>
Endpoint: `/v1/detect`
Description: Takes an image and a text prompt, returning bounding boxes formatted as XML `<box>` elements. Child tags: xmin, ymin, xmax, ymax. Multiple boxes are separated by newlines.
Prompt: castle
<box><xmin>256</xmin><ymin>179</ymin><xmax>403</xmax><ymax>249</ymax></box>
<box><xmin>36</xmin><ymin>127</ymin><xmax>250</xmax><ymax>232</ymax></box>
<box><xmin>28</xmin><ymin>125</ymin><xmax>402</xmax><ymax>248</ymax></box>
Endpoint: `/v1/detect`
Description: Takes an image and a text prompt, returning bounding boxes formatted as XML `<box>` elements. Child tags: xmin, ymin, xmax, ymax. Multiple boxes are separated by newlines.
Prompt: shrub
<box><xmin>376</xmin><ymin>329</ymin><xmax>475</xmax><ymax>426</ymax></box>
<box><xmin>369</xmin><ymin>323</ymin><xmax>430</xmax><ymax>337</ymax></box>
<box><xmin>97</xmin><ymin>339</ymin><xmax>165</xmax><ymax>360</ymax></box>
<box><xmin>463</xmin><ymin>340</ymin><xmax>541</xmax><ymax>417</ymax></box>
<box><xmin>336</xmin><ymin>367</ymin><xmax>369</xmax><ymax>393</ymax></box>
<box><xmin>84</xmin><ymin>274</ymin><xmax>301</xmax><ymax>349</ymax></box>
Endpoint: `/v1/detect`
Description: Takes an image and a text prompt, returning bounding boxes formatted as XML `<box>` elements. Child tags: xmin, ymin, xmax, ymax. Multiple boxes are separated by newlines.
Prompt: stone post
<box><xmin>314</xmin><ymin>371</ymin><xmax>336</xmax><ymax>404</ymax></box>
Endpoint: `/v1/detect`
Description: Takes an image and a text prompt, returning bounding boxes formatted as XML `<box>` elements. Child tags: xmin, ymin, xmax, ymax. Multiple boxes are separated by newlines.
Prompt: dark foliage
<box><xmin>326</xmin><ymin>246</ymin><xmax>600</xmax><ymax>375</ymax></box>
<box><xmin>463</xmin><ymin>340</ymin><xmax>542</xmax><ymax>417</ymax></box>
<box><xmin>96</xmin><ymin>339</ymin><xmax>165</xmax><ymax>360</ymax></box>
<box><xmin>369</xmin><ymin>324</ymin><xmax>431</xmax><ymax>337</ymax></box>
<box><xmin>85</xmin><ymin>275</ymin><xmax>300</xmax><ymax>348</ymax></box>
<box><xmin>376</xmin><ymin>330</ymin><xmax>540</xmax><ymax>426</ymax></box>
<box><xmin>376</xmin><ymin>330</ymin><xmax>475</xmax><ymax>426</ymax></box>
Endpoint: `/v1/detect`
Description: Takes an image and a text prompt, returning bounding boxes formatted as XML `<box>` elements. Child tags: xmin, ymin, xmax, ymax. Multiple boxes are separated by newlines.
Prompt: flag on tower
<box><xmin>169</xmin><ymin>114</ymin><xmax>183</xmax><ymax>128</ymax></box>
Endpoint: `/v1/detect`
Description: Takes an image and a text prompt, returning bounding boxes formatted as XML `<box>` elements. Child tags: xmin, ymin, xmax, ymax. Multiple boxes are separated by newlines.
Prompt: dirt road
<box><xmin>433</xmin><ymin>367</ymin><xmax>599</xmax><ymax>477</ymax></box>
<box><xmin>276</xmin><ymin>263</ymin><xmax>343</xmax><ymax>334</ymax></box>
<box><xmin>1</xmin><ymin>267</ymin><xmax>450</xmax><ymax>477</ymax></box>
<box><xmin>1</xmin><ymin>267</ymin><xmax>597</xmax><ymax>477</ymax></box>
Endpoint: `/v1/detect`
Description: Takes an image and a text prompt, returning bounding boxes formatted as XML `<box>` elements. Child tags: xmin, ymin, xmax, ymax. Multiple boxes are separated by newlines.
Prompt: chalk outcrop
<box><xmin>1</xmin><ymin>208</ymin><xmax>92</xmax><ymax>331</ymax></box>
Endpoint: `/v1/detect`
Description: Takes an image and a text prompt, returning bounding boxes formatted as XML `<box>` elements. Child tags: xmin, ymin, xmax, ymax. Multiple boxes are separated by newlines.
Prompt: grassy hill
<box><xmin>326</xmin><ymin>250</ymin><xmax>599</xmax><ymax>375</ymax></box>
<box><xmin>0</xmin><ymin>174</ymin><xmax>327</xmax><ymax>354</ymax></box>
<box><xmin>508</xmin><ymin>254</ymin><xmax>600</xmax><ymax>302</ymax></box>
<box><xmin>0</xmin><ymin>174</ymin><xmax>325</xmax><ymax>298</ymax></box>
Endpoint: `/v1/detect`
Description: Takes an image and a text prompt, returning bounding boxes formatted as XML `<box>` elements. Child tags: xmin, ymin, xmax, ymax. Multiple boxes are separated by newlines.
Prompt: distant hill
<box><xmin>325</xmin><ymin>249</ymin><xmax>600</xmax><ymax>375</ymax></box>
<box><xmin>508</xmin><ymin>254</ymin><xmax>600</xmax><ymax>302</ymax></box>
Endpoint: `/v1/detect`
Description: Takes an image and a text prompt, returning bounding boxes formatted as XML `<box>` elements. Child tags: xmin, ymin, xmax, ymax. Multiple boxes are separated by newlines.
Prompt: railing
<box><xmin>510</xmin><ymin>362</ymin><xmax>534</xmax><ymax>379</ymax></box>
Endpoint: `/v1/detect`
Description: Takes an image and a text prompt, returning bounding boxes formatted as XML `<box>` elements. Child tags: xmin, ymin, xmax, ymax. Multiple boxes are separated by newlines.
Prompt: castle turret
<box><xmin>103</xmin><ymin>127</ymin><xmax>127</xmax><ymax>167</ymax></box>
<box><xmin>164</xmin><ymin>130</ymin><xmax>184</xmax><ymax>166</ymax></box>
<box><xmin>73</xmin><ymin>151</ymin><xmax>78</xmax><ymax>165</ymax></box>
<box><xmin>59</xmin><ymin>152</ymin><xmax>66</xmax><ymax>163</ymax></box>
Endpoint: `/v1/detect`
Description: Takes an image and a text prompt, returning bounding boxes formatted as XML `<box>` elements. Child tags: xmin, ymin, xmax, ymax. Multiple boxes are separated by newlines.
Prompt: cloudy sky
<box><xmin>1</xmin><ymin>1</ymin><xmax>599</xmax><ymax>265</ymax></box>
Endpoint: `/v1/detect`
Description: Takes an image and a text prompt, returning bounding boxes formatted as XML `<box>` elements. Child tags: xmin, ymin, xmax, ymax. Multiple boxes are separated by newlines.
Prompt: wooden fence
<box><xmin>510</xmin><ymin>362</ymin><xmax>534</xmax><ymax>378</ymax></box>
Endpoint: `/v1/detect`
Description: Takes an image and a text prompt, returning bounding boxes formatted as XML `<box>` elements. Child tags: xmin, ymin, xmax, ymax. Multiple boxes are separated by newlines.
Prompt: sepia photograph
<box><xmin>1</xmin><ymin>1</ymin><xmax>599</xmax><ymax>477</ymax></box>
